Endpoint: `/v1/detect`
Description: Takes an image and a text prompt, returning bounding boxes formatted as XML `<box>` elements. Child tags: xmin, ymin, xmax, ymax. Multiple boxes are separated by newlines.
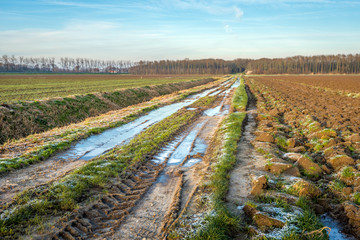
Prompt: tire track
<box><xmin>32</xmin><ymin>79</ymin><xmax>238</xmax><ymax>240</ymax></box>
<box><xmin>48</xmin><ymin>161</ymin><xmax>163</xmax><ymax>240</ymax></box>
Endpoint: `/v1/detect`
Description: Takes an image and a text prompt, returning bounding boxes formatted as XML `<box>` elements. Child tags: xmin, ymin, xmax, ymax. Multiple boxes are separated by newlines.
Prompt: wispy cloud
<box><xmin>44</xmin><ymin>0</ymin><xmax>114</xmax><ymax>9</ymax></box>
<box><xmin>234</xmin><ymin>7</ymin><xmax>243</xmax><ymax>19</ymax></box>
<box><xmin>1</xmin><ymin>0</ymin><xmax>359</xmax><ymax>60</ymax></box>
<box><xmin>153</xmin><ymin>0</ymin><xmax>244</xmax><ymax>20</ymax></box>
<box><xmin>224</xmin><ymin>24</ymin><xmax>232</xmax><ymax>33</ymax></box>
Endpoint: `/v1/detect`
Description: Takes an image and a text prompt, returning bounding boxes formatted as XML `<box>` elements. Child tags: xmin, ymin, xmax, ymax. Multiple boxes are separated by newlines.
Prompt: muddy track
<box><xmin>1</xmin><ymin>79</ymin><xmax>238</xmax><ymax>240</ymax></box>
<box><xmin>47</xmin><ymin>161</ymin><xmax>164</xmax><ymax>240</ymax></box>
<box><xmin>0</xmin><ymin>80</ymin><xmax>234</xmax><ymax>209</ymax></box>
<box><xmin>111</xmin><ymin>167</ymin><xmax>183</xmax><ymax>240</ymax></box>
<box><xmin>43</xmin><ymin>83</ymin><xmax>235</xmax><ymax>240</ymax></box>
<box><xmin>227</xmin><ymin>85</ymin><xmax>259</xmax><ymax>205</ymax></box>
<box><xmin>0</xmin><ymin>158</ymin><xmax>87</xmax><ymax>207</ymax></box>
<box><xmin>107</xmin><ymin>112</ymin><xmax>228</xmax><ymax>239</ymax></box>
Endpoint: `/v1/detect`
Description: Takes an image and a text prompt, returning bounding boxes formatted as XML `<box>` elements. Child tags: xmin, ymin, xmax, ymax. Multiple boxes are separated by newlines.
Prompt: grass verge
<box><xmin>232</xmin><ymin>76</ymin><xmax>248</xmax><ymax>112</ymax></box>
<box><xmin>191</xmin><ymin>77</ymin><xmax>248</xmax><ymax>239</ymax></box>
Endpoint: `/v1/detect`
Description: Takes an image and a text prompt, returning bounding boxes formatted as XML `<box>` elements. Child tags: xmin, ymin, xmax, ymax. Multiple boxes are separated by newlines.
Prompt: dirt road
<box><xmin>47</xmin><ymin>80</ymin><xmax>238</xmax><ymax>240</ymax></box>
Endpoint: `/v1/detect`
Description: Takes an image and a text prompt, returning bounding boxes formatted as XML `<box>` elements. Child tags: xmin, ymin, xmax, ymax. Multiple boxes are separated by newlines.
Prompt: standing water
<box><xmin>321</xmin><ymin>214</ymin><xmax>357</xmax><ymax>240</ymax></box>
<box><xmin>55</xmin><ymin>81</ymin><xmax>230</xmax><ymax>161</ymax></box>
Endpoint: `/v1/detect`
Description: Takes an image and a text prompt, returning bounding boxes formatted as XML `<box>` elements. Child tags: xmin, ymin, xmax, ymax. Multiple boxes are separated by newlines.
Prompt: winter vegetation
<box><xmin>1</xmin><ymin>54</ymin><xmax>360</xmax><ymax>75</ymax></box>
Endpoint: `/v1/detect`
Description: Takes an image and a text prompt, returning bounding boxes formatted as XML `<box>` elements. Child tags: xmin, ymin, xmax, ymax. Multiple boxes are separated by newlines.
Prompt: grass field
<box><xmin>0</xmin><ymin>74</ymin><xmax>219</xmax><ymax>102</ymax></box>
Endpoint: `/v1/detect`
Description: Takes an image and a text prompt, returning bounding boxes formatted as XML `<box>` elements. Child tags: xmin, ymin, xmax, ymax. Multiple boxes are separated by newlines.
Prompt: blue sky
<box><xmin>0</xmin><ymin>0</ymin><xmax>359</xmax><ymax>60</ymax></box>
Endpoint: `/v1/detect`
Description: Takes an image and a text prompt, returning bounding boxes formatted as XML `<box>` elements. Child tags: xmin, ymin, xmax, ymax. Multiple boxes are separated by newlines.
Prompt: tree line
<box><xmin>128</xmin><ymin>59</ymin><xmax>250</xmax><ymax>75</ymax></box>
<box><xmin>1</xmin><ymin>54</ymin><xmax>359</xmax><ymax>74</ymax></box>
<box><xmin>246</xmin><ymin>54</ymin><xmax>360</xmax><ymax>74</ymax></box>
<box><xmin>0</xmin><ymin>55</ymin><xmax>133</xmax><ymax>73</ymax></box>
<box><xmin>130</xmin><ymin>54</ymin><xmax>360</xmax><ymax>74</ymax></box>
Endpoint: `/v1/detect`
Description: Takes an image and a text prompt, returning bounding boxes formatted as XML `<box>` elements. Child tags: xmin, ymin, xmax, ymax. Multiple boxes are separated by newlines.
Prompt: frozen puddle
<box><xmin>183</xmin><ymin>158</ymin><xmax>202</xmax><ymax>167</ymax></box>
<box><xmin>152</xmin><ymin>127</ymin><xmax>208</xmax><ymax>167</ymax></box>
<box><xmin>152</xmin><ymin>134</ymin><xmax>186</xmax><ymax>164</ymax></box>
<box><xmin>152</xmin><ymin>80</ymin><xmax>239</xmax><ymax>167</ymax></box>
<box><xmin>167</xmin><ymin>121</ymin><xmax>207</xmax><ymax>165</ymax></box>
<box><xmin>204</xmin><ymin>79</ymin><xmax>238</xmax><ymax>117</ymax></box>
<box><xmin>54</xmin><ymin>83</ymin><xmax>228</xmax><ymax>161</ymax></box>
<box><xmin>321</xmin><ymin>214</ymin><xmax>357</xmax><ymax>240</ymax></box>
<box><xmin>204</xmin><ymin>105</ymin><xmax>223</xmax><ymax>116</ymax></box>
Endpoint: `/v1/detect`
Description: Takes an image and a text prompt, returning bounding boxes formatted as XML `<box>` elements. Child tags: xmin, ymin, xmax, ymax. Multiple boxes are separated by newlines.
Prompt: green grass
<box><xmin>256</xmin><ymin>195</ymin><xmax>292</xmax><ymax>212</ymax></box>
<box><xmin>285</xmin><ymin>197</ymin><xmax>328</xmax><ymax>240</ymax></box>
<box><xmin>341</xmin><ymin>166</ymin><xmax>355</xmax><ymax>178</ymax></box>
<box><xmin>232</xmin><ymin>76</ymin><xmax>248</xmax><ymax>112</ymax></box>
<box><xmin>286</xmin><ymin>210</ymin><xmax>328</xmax><ymax>240</ymax></box>
<box><xmin>191</xmin><ymin>77</ymin><xmax>248</xmax><ymax>239</ymax></box>
<box><xmin>353</xmin><ymin>192</ymin><xmax>360</xmax><ymax>205</ymax></box>
<box><xmin>329</xmin><ymin>179</ymin><xmax>346</xmax><ymax>192</ymax></box>
<box><xmin>275</xmin><ymin>136</ymin><xmax>288</xmax><ymax>150</ymax></box>
<box><xmin>0</xmin><ymin>96</ymin><xmax>213</xmax><ymax>238</ymax></box>
<box><xmin>296</xmin><ymin>197</ymin><xmax>311</xmax><ymax>211</ymax></box>
<box><xmin>0</xmin><ymin>74</ymin><xmax>218</xmax><ymax>102</ymax></box>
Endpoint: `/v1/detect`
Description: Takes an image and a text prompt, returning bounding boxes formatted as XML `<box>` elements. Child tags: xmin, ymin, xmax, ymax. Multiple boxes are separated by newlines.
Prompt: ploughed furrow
<box><xmin>49</xmin><ymin>161</ymin><xmax>163</xmax><ymax>240</ymax></box>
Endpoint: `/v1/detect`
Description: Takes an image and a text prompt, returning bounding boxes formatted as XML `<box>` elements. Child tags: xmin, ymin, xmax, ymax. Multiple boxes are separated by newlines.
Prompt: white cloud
<box><xmin>0</xmin><ymin>20</ymin><xmax>223</xmax><ymax>60</ymax></box>
<box><xmin>224</xmin><ymin>24</ymin><xmax>232</xmax><ymax>33</ymax></box>
<box><xmin>234</xmin><ymin>7</ymin><xmax>244</xmax><ymax>19</ymax></box>
<box><xmin>155</xmin><ymin>0</ymin><xmax>244</xmax><ymax>20</ymax></box>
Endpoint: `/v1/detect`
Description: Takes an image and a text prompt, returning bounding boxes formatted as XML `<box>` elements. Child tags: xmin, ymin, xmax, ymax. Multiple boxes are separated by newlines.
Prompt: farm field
<box><xmin>0</xmin><ymin>74</ymin><xmax>219</xmax><ymax>102</ymax></box>
<box><xmin>1</xmin><ymin>74</ymin><xmax>360</xmax><ymax>240</ymax></box>
<box><xmin>223</xmin><ymin>75</ymin><xmax>360</xmax><ymax>239</ymax></box>
<box><xmin>251</xmin><ymin>75</ymin><xmax>360</xmax><ymax>97</ymax></box>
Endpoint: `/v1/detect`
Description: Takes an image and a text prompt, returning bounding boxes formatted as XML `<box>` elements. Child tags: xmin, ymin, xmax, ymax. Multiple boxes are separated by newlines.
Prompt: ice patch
<box><xmin>152</xmin><ymin>134</ymin><xmax>186</xmax><ymax>164</ymax></box>
<box><xmin>321</xmin><ymin>214</ymin><xmax>356</xmax><ymax>240</ymax></box>
<box><xmin>167</xmin><ymin>121</ymin><xmax>206</xmax><ymax>165</ymax></box>
<box><xmin>183</xmin><ymin>158</ymin><xmax>202</xmax><ymax>167</ymax></box>
<box><xmin>204</xmin><ymin>106</ymin><xmax>222</xmax><ymax>116</ymax></box>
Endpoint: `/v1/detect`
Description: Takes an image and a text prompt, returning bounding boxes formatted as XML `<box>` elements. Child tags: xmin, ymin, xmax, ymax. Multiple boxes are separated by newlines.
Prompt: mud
<box><xmin>227</xmin><ymin>87</ymin><xmax>261</xmax><ymax>205</ymax></box>
<box><xmin>47</xmin><ymin>161</ymin><xmax>164</xmax><ymax>240</ymax></box>
<box><xmin>110</xmin><ymin>168</ymin><xmax>183</xmax><ymax>240</ymax></box>
<box><xmin>105</xmin><ymin>86</ymin><xmax>232</xmax><ymax>239</ymax></box>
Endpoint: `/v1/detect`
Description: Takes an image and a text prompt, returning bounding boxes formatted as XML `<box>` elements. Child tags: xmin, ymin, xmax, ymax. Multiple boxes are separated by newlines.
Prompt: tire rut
<box><xmin>47</xmin><ymin>161</ymin><xmax>163</xmax><ymax>240</ymax></box>
<box><xmin>29</xmin><ymin>80</ymin><xmax>237</xmax><ymax>240</ymax></box>
<box><xmin>227</xmin><ymin>85</ymin><xmax>259</xmax><ymax>205</ymax></box>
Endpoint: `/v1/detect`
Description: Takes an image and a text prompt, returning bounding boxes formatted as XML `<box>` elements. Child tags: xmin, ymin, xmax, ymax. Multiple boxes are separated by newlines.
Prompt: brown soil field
<box><xmin>252</xmin><ymin>75</ymin><xmax>360</xmax><ymax>92</ymax></box>
<box><xmin>240</xmin><ymin>75</ymin><xmax>360</xmax><ymax>238</ymax></box>
<box><xmin>248</xmin><ymin>76</ymin><xmax>360</xmax><ymax>133</ymax></box>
